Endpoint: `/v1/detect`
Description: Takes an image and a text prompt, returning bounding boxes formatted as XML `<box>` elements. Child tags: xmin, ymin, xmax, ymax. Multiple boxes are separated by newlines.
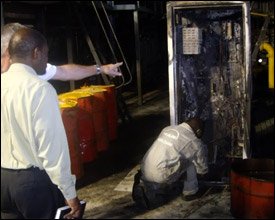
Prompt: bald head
<box><xmin>9</xmin><ymin>28</ymin><xmax>48</xmax><ymax>75</ymax></box>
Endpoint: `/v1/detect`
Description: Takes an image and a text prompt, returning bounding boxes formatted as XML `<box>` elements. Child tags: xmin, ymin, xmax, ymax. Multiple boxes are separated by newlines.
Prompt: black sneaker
<box><xmin>132</xmin><ymin>184</ymin><xmax>150</xmax><ymax>209</ymax></box>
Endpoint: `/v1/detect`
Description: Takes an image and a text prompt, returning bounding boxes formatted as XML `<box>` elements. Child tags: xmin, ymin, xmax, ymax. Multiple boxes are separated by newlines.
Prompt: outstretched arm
<box><xmin>52</xmin><ymin>62</ymin><xmax>123</xmax><ymax>81</ymax></box>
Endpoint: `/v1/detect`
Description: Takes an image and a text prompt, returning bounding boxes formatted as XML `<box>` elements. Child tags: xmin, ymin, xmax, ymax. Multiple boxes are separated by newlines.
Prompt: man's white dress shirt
<box><xmin>1</xmin><ymin>63</ymin><xmax>76</xmax><ymax>200</ymax></box>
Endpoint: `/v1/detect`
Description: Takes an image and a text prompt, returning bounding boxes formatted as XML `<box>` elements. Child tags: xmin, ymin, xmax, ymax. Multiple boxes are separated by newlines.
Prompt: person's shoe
<box><xmin>182</xmin><ymin>187</ymin><xmax>208</xmax><ymax>201</ymax></box>
<box><xmin>132</xmin><ymin>184</ymin><xmax>150</xmax><ymax>209</ymax></box>
<box><xmin>197</xmin><ymin>173</ymin><xmax>209</xmax><ymax>180</ymax></box>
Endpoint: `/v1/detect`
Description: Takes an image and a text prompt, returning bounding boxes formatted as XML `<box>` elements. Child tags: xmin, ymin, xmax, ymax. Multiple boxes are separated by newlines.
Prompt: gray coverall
<box><xmin>140</xmin><ymin>122</ymin><xmax>208</xmax><ymax>200</ymax></box>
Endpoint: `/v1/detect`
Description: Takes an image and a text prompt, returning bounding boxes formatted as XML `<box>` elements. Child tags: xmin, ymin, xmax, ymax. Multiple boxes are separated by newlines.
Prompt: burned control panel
<box><xmin>168</xmin><ymin>3</ymin><xmax>251</xmax><ymax>162</ymax></box>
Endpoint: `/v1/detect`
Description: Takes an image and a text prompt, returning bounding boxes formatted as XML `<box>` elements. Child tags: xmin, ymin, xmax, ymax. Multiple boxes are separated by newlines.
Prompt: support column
<box><xmin>133</xmin><ymin>9</ymin><xmax>143</xmax><ymax>105</ymax></box>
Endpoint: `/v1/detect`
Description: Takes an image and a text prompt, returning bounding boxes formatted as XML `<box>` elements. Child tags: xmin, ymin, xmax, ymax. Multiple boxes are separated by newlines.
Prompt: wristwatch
<box><xmin>96</xmin><ymin>65</ymin><xmax>101</xmax><ymax>75</ymax></box>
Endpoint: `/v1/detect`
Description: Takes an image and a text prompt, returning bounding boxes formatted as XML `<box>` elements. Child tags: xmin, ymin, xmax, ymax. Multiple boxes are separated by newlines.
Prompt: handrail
<box><xmin>91</xmin><ymin>1</ymin><xmax>125</xmax><ymax>88</ymax></box>
<box><xmin>260</xmin><ymin>42</ymin><xmax>274</xmax><ymax>89</ymax></box>
<box><xmin>100</xmin><ymin>1</ymin><xmax>133</xmax><ymax>86</ymax></box>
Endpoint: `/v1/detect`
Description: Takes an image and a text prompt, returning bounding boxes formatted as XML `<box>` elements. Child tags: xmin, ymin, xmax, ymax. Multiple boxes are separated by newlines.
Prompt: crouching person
<box><xmin>132</xmin><ymin>118</ymin><xmax>208</xmax><ymax>209</ymax></box>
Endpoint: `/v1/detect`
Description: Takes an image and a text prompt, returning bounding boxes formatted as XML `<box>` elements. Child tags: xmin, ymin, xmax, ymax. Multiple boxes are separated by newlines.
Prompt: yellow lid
<box><xmin>59</xmin><ymin>99</ymin><xmax>78</xmax><ymax>108</ymax></box>
<box><xmin>72</xmin><ymin>91</ymin><xmax>93</xmax><ymax>98</ymax></box>
<box><xmin>76</xmin><ymin>87</ymin><xmax>107</xmax><ymax>94</ymax></box>
<box><xmin>82</xmin><ymin>84</ymin><xmax>115</xmax><ymax>89</ymax></box>
<box><xmin>58</xmin><ymin>92</ymin><xmax>79</xmax><ymax>101</ymax></box>
<box><xmin>58</xmin><ymin>91</ymin><xmax>92</xmax><ymax>101</ymax></box>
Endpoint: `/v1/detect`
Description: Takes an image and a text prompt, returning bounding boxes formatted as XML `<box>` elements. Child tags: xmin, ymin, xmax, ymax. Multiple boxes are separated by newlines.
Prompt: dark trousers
<box><xmin>132</xmin><ymin>170</ymin><xmax>184</xmax><ymax>209</ymax></box>
<box><xmin>1</xmin><ymin>167</ymin><xmax>65</xmax><ymax>219</ymax></box>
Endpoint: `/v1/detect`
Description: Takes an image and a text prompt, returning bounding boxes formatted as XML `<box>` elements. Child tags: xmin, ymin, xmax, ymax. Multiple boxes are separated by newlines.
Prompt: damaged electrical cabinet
<box><xmin>167</xmin><ymin>1</ymin><xmax>251</xmax><ymax>161</ymax></box>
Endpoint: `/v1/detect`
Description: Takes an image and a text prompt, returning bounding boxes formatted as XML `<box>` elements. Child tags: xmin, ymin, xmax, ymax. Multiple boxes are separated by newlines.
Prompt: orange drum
<box><xmin>59</xmin><ymin>92</ymin><xmax>97</xmax><ymax>163</ymax></box>
<box><xmin>89</xmin><ymin>85</ymin><xmax>118</xmax><ymax>141</ymax></box>
<box><xmin>76</xmin><ymin>87</ymin><xmax>109</xmax><ymax>152</ymax></box>
<box><xmin>59</xmin><ymin>99</ymin><xmax>84</xmax><ymax>179</ymax></box>
<box><xmin>231</xmin><ymin>159</ymin><xmax>274</xmax><ymax>219</ymax></box>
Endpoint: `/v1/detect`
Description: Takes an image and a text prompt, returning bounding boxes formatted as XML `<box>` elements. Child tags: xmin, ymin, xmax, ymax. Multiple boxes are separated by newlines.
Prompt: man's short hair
<box><xmin>8</xmin><ymin>28</ymin><xmax>47</xmax><ymax>60</ymax></box>
<box><xmin>1</xmin><ymin>23</ymin><xmax>25</xmax><ymax>56</ymax></box>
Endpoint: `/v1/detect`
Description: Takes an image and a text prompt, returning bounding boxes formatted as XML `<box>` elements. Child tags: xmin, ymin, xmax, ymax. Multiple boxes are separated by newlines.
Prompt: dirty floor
<box><xmin>74</xmin><ymin>89</ymin><xmax>235</xmax><ymax>219</ymax></box>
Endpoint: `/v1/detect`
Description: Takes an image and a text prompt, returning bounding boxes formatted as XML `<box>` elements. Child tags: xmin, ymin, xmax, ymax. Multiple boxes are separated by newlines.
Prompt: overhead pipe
<box><xmin>260</xmin><ymin>42</ymin><xmax>274</xmax><ymax>89</ymax></box>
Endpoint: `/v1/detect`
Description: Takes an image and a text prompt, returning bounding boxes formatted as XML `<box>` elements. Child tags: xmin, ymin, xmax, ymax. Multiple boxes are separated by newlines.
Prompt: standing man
<box><xmin>1</xmin><ymin>28</ymin><xmax>81</xmax><ymax>219</ymax></box>
<box><xmin>132</xmin><ymin>118</ymin><xmax>209</xmax><ymax>209</ymax></box>
<box><xmin>1</xmin><ymin>22</ymin><xmax>123</xmax><ymax>79</ymax></box>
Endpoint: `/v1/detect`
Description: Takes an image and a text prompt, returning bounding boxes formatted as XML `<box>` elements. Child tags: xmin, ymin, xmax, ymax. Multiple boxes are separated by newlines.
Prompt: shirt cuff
<box><xmin>60</xmin><ymin>175</ymin><xmax>77</xmax><ymax>200</ymax></box>
<box><xmin>39</xmin><ymin>63</ymin><xmax>57</xmax><ymax>81</ymax></box>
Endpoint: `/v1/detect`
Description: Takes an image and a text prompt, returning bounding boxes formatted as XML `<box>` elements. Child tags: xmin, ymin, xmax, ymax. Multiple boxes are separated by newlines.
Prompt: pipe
<box><xmin>251</xmin><ymin>12</ymin><xmax>274</xmax><ymax>19</ymax></box>
<box><xmin>260</xmin><ymin>42</ymin><xmax>274</xmax><ymax>89</ymax></box>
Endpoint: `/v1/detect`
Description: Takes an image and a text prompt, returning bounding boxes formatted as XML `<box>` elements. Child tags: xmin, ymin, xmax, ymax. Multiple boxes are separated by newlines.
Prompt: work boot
<box><xmin>182</xmin><ymin>186</ymin><xmax>208</xmax><ymax>201</ymax></box>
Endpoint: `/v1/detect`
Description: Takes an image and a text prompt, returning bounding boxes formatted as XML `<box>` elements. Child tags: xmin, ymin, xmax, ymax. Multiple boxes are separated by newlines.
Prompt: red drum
<box><xmin>90</xmin><ymin>85</ymin><xmax>118</xmax><ymax>141</ymax></box>
<box><xmin>76</xmin><ymin>94</ymin><xmax>97</xmax><ymax>163</ymax></box>
<box><xmin>76</xmin><ymin>87</ymin><xmax>109</xmax><ymax>152</ymax></box>
<box><xmin>230</xmin><ymin>159</ymin><xmax>274</xmax><ymax>219</ymax></box>
<box><xmin>59</xmin><ymin>92</ymin><xmax>97</xmax><ymax>163</ymax></box>
<box><xmin>91</xmin><ymin>89</ymin><xmax>109</xmax><ymax>152</ymax></box>
<box><xmin>59</xmin><ymin>100</ymin><xmax>84</xmax><ymax>179</ymax></box>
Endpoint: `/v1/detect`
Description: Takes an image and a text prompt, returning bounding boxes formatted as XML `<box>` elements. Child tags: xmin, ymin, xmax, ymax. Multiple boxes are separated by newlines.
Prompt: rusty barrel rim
<box><xmin>231</xmin><ymin>158</ymin><xmax>274</xmax><ymax>182</ymax></box>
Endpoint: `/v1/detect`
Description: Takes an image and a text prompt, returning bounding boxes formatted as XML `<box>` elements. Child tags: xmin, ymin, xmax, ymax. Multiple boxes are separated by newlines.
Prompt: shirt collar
<box><xmin>8</xmin><ymin>63</ymin><xmax>37</xmax><ymax>76</ymax></box>
<box><xmin>179</xmin><ymin>122</ymin><xmax>193</xmax><ymax>133</ymax></box>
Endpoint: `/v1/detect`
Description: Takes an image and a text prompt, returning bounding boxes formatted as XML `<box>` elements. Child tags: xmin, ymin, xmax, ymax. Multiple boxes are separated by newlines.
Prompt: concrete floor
<box><xmin>74</xmin><ymin>89</ymin><xmax>236</xmax><ymax>219</ymax></box>
<box><xmin>77</xmin><ymin>167</ymin><xmax>232</xmax><ymax>219</ymax></box>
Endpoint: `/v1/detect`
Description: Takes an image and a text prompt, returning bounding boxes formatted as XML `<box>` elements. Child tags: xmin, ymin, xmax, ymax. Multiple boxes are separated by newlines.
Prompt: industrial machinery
<box><xmin>167</xmin><ymin>1</ymin><xmax>251</xmax><ymax>161</ymax></box>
